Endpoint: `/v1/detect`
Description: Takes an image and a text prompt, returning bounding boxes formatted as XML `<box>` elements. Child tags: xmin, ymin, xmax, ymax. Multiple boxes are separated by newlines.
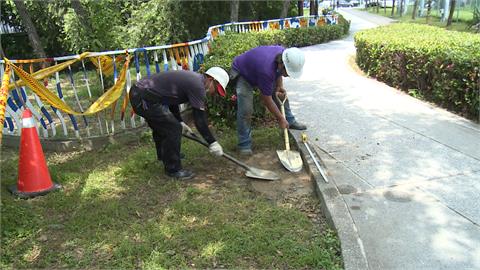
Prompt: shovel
<box><xmin>276</xmin><ymin>94</ymin><xmax>303</xmax><ymax>172</ymax></box>
<box><xmin>182</xmin><ymin>132</ymin><xmax>280</xmax><ymax>181</ymax></box>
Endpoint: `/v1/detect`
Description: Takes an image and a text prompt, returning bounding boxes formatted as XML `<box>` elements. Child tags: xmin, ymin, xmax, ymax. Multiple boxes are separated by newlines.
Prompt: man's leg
<box><xmin>236</xmin><ymin>76</ymin><xmax>254</xmax><ymax>152</ymax></box>
<box><xmin>151</xmin><ymin>129</ymin><xmax>163</xmax><ymax>161</ymax></box>
<box><xmin>130</xmin><ymin>87</ymin><xmax>191</xmax><ymax>178</ymax></box>
<box><xmin>144</xmin><ymin>104</ymin><xmax>193</xmax><ymax>179</ymax></box>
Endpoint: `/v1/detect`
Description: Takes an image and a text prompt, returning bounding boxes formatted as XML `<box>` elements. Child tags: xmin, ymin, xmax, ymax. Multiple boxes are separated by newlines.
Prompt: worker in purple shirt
<box><xmin>129</xmin><ymin>67</ymin><xmax>229</xmax><ymax>180</ymax></box>
<box><xmin>231</xmin><ymin>45</ymin><xmax>306</xmax><ymax>155</ymax></box>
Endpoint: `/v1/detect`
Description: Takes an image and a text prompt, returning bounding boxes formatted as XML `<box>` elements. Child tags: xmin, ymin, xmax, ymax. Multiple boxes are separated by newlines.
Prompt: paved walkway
<box><xmin>286</xmin><ymin>8</ymin><xmax>480</xmax><ymax>270</ymax></box>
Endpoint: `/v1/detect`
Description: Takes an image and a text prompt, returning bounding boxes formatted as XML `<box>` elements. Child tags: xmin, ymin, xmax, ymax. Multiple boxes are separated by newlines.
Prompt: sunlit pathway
<box><xmin>286</xmin><ymin>8</ymin><xmax>480</xmax><ymax>270</ymax></box>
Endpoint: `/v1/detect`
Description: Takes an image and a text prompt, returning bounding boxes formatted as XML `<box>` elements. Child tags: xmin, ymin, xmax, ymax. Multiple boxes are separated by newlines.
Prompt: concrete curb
<box><xmin>290</xmin><ymin>130</ymin><xmax>369</xmax><ymax>270</ymax></box>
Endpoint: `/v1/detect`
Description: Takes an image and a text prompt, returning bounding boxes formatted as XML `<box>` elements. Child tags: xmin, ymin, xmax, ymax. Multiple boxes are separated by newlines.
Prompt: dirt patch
<box><xmin>347</xmin><ymin>53</ymin><xmax>366</xmax><ymax>76</ymax></box>
<box><xmin>189</xmin><ymin>149</ymin><xmax>325</xmax><ymax>224</ymax></box>
<box><xmin>191</xmin><ymin>150</ymin><xmax>314</xmax><ymax>199</ymax></box>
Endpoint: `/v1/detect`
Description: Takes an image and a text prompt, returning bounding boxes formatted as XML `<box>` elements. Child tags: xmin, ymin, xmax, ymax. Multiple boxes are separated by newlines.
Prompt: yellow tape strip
<box><xmin>3</xmin><ymin>54</ymin><xmax>131</xmax><ymax>116</ymax></box>
<box><xmin>6</xmin><ymin>52</ymin><xmax>91</xmax><ymax>91</ymax></box>
<box><xmin>90</xmin><ymin>55</ymin><xmax>122</xmax><ymax>77</ymax></box>
<box><xmin>0</xmin><ymin>65</ymin><xmax>11</xmax><ymax>144</ymax></box>
<box><xmin>84</xmin><ymin>56</ymin><xmax>131</xmax><ymax>114</ymax></box>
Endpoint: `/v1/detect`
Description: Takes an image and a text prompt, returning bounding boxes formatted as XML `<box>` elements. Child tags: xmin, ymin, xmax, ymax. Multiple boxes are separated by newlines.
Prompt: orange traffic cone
<box><xmin>9</xmin><ymin>109</ymin><xmax>61</xmax><ymax>199</ymax></box>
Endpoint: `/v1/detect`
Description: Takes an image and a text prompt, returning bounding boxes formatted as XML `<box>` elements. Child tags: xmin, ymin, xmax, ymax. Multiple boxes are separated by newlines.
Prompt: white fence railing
<box><xmin>1</xmin><ymin>15</ymin><xmax>337</xmax><ymax>141</ymax></box>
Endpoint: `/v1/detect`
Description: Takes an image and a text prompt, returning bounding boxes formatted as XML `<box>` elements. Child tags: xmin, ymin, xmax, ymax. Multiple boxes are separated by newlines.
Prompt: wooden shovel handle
<box><xmin>276</xmin><ymin>93</ymin><xmax>290</xmax><ymax>151</ymax></box>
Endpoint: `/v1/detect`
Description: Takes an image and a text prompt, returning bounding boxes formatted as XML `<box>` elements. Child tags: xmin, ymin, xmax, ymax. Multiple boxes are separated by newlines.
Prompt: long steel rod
<box><xmin>302</xmin><ymin>134</ymin><xmax>329</xmax><ymax>183</ymax></box>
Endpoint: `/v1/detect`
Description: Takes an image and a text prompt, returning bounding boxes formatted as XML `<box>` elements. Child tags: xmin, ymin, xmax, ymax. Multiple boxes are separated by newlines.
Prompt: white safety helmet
<box><xmin>282</xmin><ymin>47</ymin><xmax>305</xmax><ymax>79</ymax></box>
<box><xmin>205</xmin><ymin>67</ymin><xmax>229</xmax><ymax>97</ymax></box>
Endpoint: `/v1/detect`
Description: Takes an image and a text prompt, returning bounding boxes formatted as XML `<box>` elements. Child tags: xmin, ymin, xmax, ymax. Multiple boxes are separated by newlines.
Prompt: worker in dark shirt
<box><xmin>129</xmin><ymin>67</ymin><xmax>229</xmax><ymax>180</ymax></box>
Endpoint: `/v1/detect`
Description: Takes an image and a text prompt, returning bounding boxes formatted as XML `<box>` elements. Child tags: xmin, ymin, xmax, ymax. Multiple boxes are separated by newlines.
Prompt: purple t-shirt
<box><xmin>232</xmin><ymin>45</ymin><xmax>285</xmax><ymax>96</ymax></box>
<box><xmin>135</xmin><ymin>70</ymin><xmax>206</xmax><ymax>110</ymax></box>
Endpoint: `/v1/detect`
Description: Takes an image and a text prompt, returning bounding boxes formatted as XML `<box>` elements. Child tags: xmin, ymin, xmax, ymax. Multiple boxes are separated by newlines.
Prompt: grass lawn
<box><xmin>1</xmin><ymin>127</ymin><xmax>342</xmax><ymax>269</ymax></box>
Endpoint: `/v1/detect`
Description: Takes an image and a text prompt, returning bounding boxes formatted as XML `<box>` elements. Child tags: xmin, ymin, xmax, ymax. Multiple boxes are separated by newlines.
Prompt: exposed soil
<box><xmin>189</xmin><ymin>149</ymin><xmax>326</xmax><ymax>225</ymax></box>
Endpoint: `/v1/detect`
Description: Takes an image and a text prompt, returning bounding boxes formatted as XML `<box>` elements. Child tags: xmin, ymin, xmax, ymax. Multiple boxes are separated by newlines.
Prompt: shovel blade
<box><xmin>277</xmin><ymin>150</ymin><xmax>303</xmax><ymax>172</ymax></box>
<box><xmin>245</xmin><ymin>167</ymin><xmax>280</xmax><ymax>181</ymax></box>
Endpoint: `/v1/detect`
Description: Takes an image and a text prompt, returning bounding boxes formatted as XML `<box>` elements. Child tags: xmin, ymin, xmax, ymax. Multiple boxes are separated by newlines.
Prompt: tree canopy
<box><xmin>1</xmin><ymin>0</ymin><xmax>298</xmax><ymax>59</ymax></box>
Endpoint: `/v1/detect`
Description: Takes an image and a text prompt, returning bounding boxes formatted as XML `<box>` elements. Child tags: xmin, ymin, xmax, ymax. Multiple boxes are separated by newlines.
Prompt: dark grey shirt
<box><xmin>136</xmin><ymin>70</ymin><xmax>206</xmax><ymax>110</ymax></box>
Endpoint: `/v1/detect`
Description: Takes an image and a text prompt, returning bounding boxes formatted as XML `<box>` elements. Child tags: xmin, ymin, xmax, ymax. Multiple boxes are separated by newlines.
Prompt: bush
<box><xmin>355</xmin><ymin>23</ymin><xmax>480</xmax><ymax>120</ymax></box>
<box><xmin>204</xmin><ymin>16</ymin><xmax>350</xmax><ymax>126</ymax></box>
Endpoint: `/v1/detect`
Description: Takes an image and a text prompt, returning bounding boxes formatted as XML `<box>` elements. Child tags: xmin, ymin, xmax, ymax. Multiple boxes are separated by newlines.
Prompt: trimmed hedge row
<box><xmin>204</xmin><ymin>16</ymin><xmax>350</xmax><ymax>126</ymax></box>
<box><xmin>355</xmin><ymin>23</ymin><xmax>480</xmax><ymax>120</ymax></box>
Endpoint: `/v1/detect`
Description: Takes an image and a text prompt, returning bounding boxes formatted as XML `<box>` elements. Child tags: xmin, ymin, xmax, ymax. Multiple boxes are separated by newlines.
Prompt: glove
<box><xmin>209</xmin><ymin>141</ymin><xmax>223</xmax><ymax>157</ymax></box>
<box><xmin>180</xmin><ymin>122</ymin><xmax>193</xmax><ymax>135</ymax></box>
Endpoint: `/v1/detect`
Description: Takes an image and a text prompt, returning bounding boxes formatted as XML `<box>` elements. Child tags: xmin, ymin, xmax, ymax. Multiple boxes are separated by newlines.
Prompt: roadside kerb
<box><xmin>290</xmin><ymin>129</ymin><xmax>369</xmax><ymax>270</ymax></box>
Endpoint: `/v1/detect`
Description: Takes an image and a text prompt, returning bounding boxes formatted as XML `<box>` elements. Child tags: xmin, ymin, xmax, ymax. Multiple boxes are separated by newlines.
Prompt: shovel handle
<box><xmin>182</xmin><ymin>132</ymin><xmax>250</xmax><ymax>171</ymax></box>
<box><xmin>275</xmin><ymin>92</ymin><xmax>287</xmax><ymax>105</ymax></box>
<box><xmin>276</xmin><ymin>93</ymin><xmax>290</xmax><ymax>151</ymax></box>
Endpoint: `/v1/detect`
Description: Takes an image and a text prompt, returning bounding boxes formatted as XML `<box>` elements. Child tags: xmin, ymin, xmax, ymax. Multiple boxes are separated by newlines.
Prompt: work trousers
<box><xmin>129</xmin><ymin>85</ymin><xmax>182</xmax><ymax>173</ymax></box>
<box><xmin>235</xmin><ymin>75</ymin><xmax>296</xmax><ymax>150</ymax></box>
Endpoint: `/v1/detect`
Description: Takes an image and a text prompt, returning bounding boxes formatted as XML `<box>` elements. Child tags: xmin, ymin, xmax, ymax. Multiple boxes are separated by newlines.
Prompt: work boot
<box><xmin>238</xmin><ymin>148</ymin><xmax>253</xmax><ymax>156</ymax></box>
<box><xmin>289</xmin><ymin>121</ymin><xmax>307</xmax><ymax>130</ymax></box>
<box><xmin>167</xmin><ymin>169</ymin><xmax>195</xmax><ymax>180</ymax></box>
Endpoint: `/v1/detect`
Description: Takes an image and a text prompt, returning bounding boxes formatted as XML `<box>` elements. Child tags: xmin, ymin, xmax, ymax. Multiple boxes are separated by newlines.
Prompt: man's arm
<box><xmin>191</xmin><ymin>108</ymin><xmax>216</xmax><ymax>144</ymax></box>
<box><xmin>169</xmin><ymin>105</ymin><xmax>182</xmax><ymax>122</ymax></box>
<box><xmin>192</xmin><ymin>108</ymin><xmax>224</xmax><ymax>156</ymax></box>
<box><xmin>275</xmin><ymin>76</ymin><xmax>287</xmax><ymax>98</ymax></box>
<box><xmin>260</xmin><ymin>95</ymin><xmax>289</xmax><ymax>129</ymax></box>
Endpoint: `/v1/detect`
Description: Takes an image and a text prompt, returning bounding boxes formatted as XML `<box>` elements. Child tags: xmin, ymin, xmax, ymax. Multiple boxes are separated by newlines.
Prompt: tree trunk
<box><xmin>0</xmin><ymin>42</ymin><xmax>5</xmax><ymax>58</ymax></box>
<box><xmin>426</xmin><ymin>0</ymin><xmax>432</xmax><ymax>23</ymax></box>
<box><xmin>71</xmin><ymin>0</ymin><xmax>88</xmax><ymax>21</ymax></box>
<box><xmin>412</xmin><ymin>0</ymin><xmax>419</xmax><ymax>19</ymax></box>
<box><xmin>280</xmin><ymin>0</ymin><xmax>291</xmax><ymax>18</ymax></box>
<box><xmin>391</xmin><ymin>0</ymin><xmax>396</xmax><ymax>17</ymax></box>
<box><xmin>297</xmin><ymin>1</ymin><xmax>304</xmax><ymax>16</ymax></box>
<box><xmin>419</xmin><ymin>0</ymin><xmax>425</xmax><ymax>16</ymax></box>
<box><xmin>399</xmin><ymin>0</ymin><xmax>404</xmax><ymax>16</ymax></box>
<box><xmin>309</xmin><ymin>0</ymin><xmax>316</xmax><ymax>15</ymax></box>
<box><xmin>13</xmin><ymin>0</ymin><xmax>47</xmax><ymax>59</ymax></box>
<box><xmin>230</xmin><ymin>0</ymin><xmax>239</xmax><ymax>22</ymax></box>
<box><xmin>446</xmin><ymin>0</ymin><xmax>456</xmax><ymax>26</ymax></box>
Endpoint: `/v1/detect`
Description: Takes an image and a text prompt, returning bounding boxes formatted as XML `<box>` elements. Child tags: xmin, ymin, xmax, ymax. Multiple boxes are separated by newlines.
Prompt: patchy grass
<box><xmin>1</xmin><ymin>128</ymin><xmax>342</xmax><ymax>269</ymax></box>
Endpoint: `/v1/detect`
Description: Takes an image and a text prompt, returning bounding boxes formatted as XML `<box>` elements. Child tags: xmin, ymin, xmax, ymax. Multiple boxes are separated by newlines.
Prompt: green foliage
<box><xmin>1</xmin><ymin>34</ymin><xmax>34</xmax><ymax>59</ymax></box>
<box><xmin>1</xmin><ymin>0</ymin><xmax>68</xmax><ymax>57</ymax></box>
<box><xmin>469</xmin><ymin>6</ymin><xmax>480</xmax><ymax>29</ymax></box>
<box><xmin>355</xmin><ymin>23</ymin><xmax>480</xmax><ymax>120</ymax></box>
<box><xmin>118</xmin><ymin>0</ymin><xmax>300</xmax><ymax>49</ymax></box>
<box><xmin>3</xmin><ymin>0</ymin><xmax>300</xmax><ymax>58</ymax></box>
<box><xmin>63</xmin><ymin>0</ymin><xmax>125</xmax><ymax>53</ymax></box>
<box><xmin>204</xmin><ymin>18</ymin><xmax>350</xmax><ymax>126</ymax></box>
<box><xmin>238</xmin><ymin>1</ymin><xmax>299</xmax><ymax>21</ymax></box>
<box><xmin>117</xmin><ymin>0</ymin><xmax>188</xmax><ymax>49</ymax></box>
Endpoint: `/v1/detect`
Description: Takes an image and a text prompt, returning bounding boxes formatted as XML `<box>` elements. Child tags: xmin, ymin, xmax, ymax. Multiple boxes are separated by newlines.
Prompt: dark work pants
<box><xmin>129</xmin><ymin>85</ymin><xmax>182</xmax><ymax>173</ymax></box>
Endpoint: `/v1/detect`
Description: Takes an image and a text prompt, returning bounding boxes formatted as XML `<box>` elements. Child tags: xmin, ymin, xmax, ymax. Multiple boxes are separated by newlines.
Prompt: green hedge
<box><xmin>204</xmin><ymin>16</ymin><xmax>350</xmax><ymax>126</ymax></box>
<box><xmin>355</xmin><ymin>23</ymin><xmax>480</xmax><ymax>121</ymax></box>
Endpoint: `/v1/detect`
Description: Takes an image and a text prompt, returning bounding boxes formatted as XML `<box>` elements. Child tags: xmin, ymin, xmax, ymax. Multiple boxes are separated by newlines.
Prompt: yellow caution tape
<box><xmin>0</xmin><ymin>64</ymin><xmax>12</xmax><ymax>144</ymax></box>
<box><xmin>6</xmin><ymin>52</ymin><xmax>91</xmax><ymax>91</ymax></box>
<box><xmin>90</xmin><ymin>55</ymin><xmax>123</xmax><ymax>77</ymax></box>
<box><xmin>84</xmin><ymin>55</ymin><xmax>130</xmax><ymax>114</ymax></box>
<box><xmin>2</xmin><ymin>54</ymin><xmax>131</xmax><ymax>116</ymax></box>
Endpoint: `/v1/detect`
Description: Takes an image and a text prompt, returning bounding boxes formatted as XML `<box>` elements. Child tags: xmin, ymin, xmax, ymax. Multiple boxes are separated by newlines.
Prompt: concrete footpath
<box><xmin>286</xmin><ymin>8</ymin><xmax>480</xmax><ymax>270</ymax></box>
